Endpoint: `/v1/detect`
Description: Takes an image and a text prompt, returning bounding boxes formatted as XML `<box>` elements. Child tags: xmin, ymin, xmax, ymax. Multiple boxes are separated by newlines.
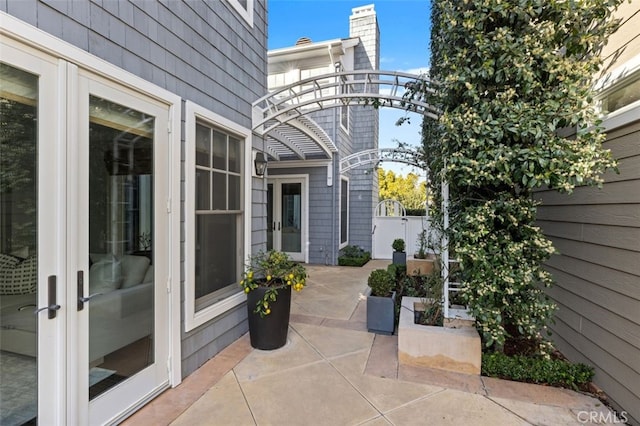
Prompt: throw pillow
<box><xmin>89</xmin><ymin>256</ymin><xmax>123</xmax><ymax>293</ymax></box>
<box><xmin>120</xmin><ymin>255</ymin><xmax>151</xmax><ymax>288</ymax></box>
<box><xmin>0</xmin><ymin>254</ymin><xmax>37</xmax><ymax>295</ymax></box>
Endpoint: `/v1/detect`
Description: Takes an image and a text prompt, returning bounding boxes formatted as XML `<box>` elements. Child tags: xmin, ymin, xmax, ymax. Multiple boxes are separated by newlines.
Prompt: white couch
<box><xmin>0</xmin><ymin>253</ymin><xmax>154</xmax><ymax>362</ymax></box>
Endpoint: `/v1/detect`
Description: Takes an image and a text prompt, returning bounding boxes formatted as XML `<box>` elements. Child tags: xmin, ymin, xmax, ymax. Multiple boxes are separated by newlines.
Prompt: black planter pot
<box><xmin>246</xmin><ymin>285</ymin><xmax>292</xmax><ymax>350</ymax></box>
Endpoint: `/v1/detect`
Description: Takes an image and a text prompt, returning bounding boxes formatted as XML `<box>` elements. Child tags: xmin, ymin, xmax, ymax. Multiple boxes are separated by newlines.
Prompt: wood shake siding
<box><xmin>536</xmin><ymin>119</ymin><xmax>640</xmax><ymax>424</ymax></box>
<box><xmin>0</xmin><ymin>0</ymin><xmax>268</xmax><ymax>379</ymax></box>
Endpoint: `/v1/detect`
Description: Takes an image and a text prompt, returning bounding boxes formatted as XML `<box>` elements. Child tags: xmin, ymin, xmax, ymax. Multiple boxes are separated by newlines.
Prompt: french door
<box><xmin>267</xmin><ymin>177</ymin><xmax>307</xmax><ymax>262</ymax></box>
<box><xmin>1</xmin><ymin>42</ymin><xmax>171</xmax><ymax>425</ymax></box>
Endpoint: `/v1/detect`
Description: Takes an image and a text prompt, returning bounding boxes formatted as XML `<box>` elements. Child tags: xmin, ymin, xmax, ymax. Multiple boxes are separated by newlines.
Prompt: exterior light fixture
<box><xmin>254</xmin><ymin>151</ymin><xmax>268</xmax><ymax>177</ymax></box>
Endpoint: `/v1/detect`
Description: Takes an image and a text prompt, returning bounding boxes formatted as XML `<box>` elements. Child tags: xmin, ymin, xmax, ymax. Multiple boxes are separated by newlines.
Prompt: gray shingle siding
<box><xmin>2</xmin><ymin>0</ymin><xmax>267</xmax><ymax>379</ymax></box>
<box><xmin>536</xmin><ymin>118</ymin><xmax>640</xmax><ymax>425</ymax></box>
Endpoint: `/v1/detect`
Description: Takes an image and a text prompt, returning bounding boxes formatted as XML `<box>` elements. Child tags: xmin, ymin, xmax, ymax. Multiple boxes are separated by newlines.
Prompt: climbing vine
<box><xmin>409</xmin><ymin>0</ymin><xmax>623</xmax><ymax>353</ymax></box>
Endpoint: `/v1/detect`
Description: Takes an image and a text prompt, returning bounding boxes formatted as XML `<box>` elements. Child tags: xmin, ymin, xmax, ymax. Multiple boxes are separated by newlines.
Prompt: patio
<box><xmin>124</xmin><ymin>260</ymin><xmax>613</xmax><ymax>425</ymax></box>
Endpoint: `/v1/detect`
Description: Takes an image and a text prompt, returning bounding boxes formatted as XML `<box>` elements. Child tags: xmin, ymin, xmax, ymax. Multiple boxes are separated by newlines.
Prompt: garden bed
<box><xmin>398</xmin><ymin>296</ymin><xmax>481</xmax><ymax>375</ymax></box>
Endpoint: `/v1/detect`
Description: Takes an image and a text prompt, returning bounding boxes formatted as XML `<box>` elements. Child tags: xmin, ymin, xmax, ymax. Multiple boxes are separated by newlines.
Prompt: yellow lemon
<box><xmin>265</xmin><ymin>308</ymin><xmax>271</xmax><ymax>315</ymax></box>
<box><xmin>288</xmin><ymin>273</ymin><xmax>294</xmax><ymax>280</ymax></box>
<box><xmin>267</xmin><ymin>275</ymin><xmax>272</xmax><ymax>281</ymax></box>
<box><xmin>244</xmin><ymin>287</ymin><xmax>250</xmax><ymax>293</ymax></box>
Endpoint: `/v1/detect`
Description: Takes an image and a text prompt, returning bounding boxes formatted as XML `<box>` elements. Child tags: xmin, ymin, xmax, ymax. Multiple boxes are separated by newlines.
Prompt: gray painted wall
<box><xmin>536</xmin><ymin>119</ymin><xmax>640</xmax><ymax>425</ymax></box>
<box><xmin>2</xmin><ymin>0</ymin><xmax>268</xmax><ymax>378</ymax></box>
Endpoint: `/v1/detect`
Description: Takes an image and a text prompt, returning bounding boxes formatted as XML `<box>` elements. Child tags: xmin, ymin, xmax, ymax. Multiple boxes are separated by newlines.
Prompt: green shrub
<box><xmin>337</xmin><ymin>245</ymin><xmax>371</xmax><ymax>267</ymax></box>
<box><xmin>368</xmin><ymin>269</ymin><xmax>394</xmax><ymax>297</ymax></box>
<box><xmin>482</xmin><ymin>353</ymin><xmax>594</xmax><ymax>390</ymax></box>
<box><xmin>392</xmin><ymin>238</ymin><xmax>405</xmax><ymax>252</ymax></box>
<box><xmin>386</xmin><ymin>263</ymin><xmax>406</xmax><ymax>283</ymax></box>
<box><xmin>405</xmin><ymin>208</ymin><xmax>426</xmax><ymax>216</ymax></box>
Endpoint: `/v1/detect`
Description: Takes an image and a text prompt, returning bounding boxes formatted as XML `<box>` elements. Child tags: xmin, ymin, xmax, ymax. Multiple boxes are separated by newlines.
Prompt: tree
<box><xmin>411</xmin><ymin>0</ymin><xmax>622</xmax><ymax>353</ymax></box>
<box><xmin>378</xmin><ymin>168</ymin><xmax>427</xmax><ymax>211</ymax></box>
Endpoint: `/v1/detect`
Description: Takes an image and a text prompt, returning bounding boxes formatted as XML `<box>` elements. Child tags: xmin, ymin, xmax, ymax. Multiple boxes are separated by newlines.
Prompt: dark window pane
<box><xmin>212</xmin><ymin>130</ymin><xmax>226</xmax><ymax>170</ymax></box>
<box><xmin>195</xmin><ymin>214</ymin><xmax>238</xmax><ymax>299</ymax></box>
<box><xmin>196</xmin><ymin>169</ymin><xmax>210</xmax><ymax>210</ymax></box>
<box><xmin>341</xmin><ymin>180</ymin><xmax>348</xmax><ymax>243</ymax></box>
<box><xmin>228</xmin><ymin>137</ymin><xmax>241</xmax><ymax>173</ymax></box>
<box><xmin>212</xmin><ymin>171</ymin><xmax>226</xmax><ymax>210</ymax></box>
<box><xmin>228</xmin><ymin>175</ymin><xmax>240</xmax><ymax>210</ymax></box>
<box><xmin>196</xmin><ymin>124</ymin><xmax>210</xmax><ymax>167</ymax></box>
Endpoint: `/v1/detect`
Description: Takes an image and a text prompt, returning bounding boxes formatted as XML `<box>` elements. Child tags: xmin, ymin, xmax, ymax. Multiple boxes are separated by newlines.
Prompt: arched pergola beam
<box><xmin>252</xmin><ymin>70</ymin><xmax>440</xmax><ymax>135</ymax></box>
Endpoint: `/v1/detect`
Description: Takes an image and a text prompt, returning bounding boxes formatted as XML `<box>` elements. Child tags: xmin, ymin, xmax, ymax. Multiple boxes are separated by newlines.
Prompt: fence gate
<box><xmin>372</xmin><ymin>200</ymin><xmax>408</xmax><ymax>259</ymax></box>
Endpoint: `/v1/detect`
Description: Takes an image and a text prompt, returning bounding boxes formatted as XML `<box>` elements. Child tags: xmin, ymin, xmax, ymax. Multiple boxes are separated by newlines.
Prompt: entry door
<box><xmin>0</xmin><ymin>44</ymin><xmax>171</xmax><ymax>425</ymax></box>
<box><xmin>75</xmin><ymin>70</ymin><xmax>171</xmax><ymax>425</ymax></box>
<box><xmin>267</xmin><ymin>178</ymin><xmax>306</xmax><ymax>262</ymax></box>
<box><xmin>0</xmin><ymin>42</ymin><xmax>63</xmax><ymax>426</ymax></box>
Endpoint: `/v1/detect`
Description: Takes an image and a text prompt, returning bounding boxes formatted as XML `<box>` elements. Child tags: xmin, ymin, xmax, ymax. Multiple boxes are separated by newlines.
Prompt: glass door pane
<box><xmin>281</xmin><ymin>183</ymin><xmax>302</xmax><ymax>253</ymax></box>
<box><xmin>87</xmin><ymin>95</ymin><xmax>155</xmax><ymax>400</ymax></box>
<box><xmin>0</xmin><ymin>63</ymin><xmax>39</xmax><ymax>425</ymax></box>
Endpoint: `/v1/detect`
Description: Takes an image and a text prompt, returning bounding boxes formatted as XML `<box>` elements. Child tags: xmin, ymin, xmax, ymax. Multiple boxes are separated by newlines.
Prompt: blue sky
<box><xmin>268</xmin><ymin>0</ymin><xmax>432</xmax><ymax>176</ymax></box>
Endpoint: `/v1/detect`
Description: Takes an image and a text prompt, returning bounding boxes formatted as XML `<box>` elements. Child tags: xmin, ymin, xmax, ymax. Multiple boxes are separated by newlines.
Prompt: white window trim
<box><xmin>0</xmin><ymin>11</ymin><xmax>183</xmax><ymax>387</ymax></box>
<box><xmin>226</xmin><ymin>0</ymin><xmax>254</xmax><ymax>28</ymax></box>
<box><xmin>185</xmin><ymin>101</ymin><xmax>252</xmax><ymax>332</ymax></box>
<box><xmin>339</xmin><ymin>176</ymin><xmax>349</xmax><ymax>249</ymax></box>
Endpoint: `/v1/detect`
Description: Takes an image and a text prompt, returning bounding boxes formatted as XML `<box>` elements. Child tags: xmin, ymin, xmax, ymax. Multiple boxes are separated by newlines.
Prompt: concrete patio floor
<box><xmin>123</xmin><ymin>260</ymin><xmax>615</xmax><ymax>425</ymax></box>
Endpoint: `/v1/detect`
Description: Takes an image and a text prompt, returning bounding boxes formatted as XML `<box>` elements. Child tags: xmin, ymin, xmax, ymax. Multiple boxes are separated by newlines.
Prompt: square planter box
<box><xmin>398</xmin><ymin>296</ymin><xmax>481</xmax><ymax>375</ymax></box>
<box><xmin>392</xmin><ymin>251</ymin><xmax>406</xmax><ymax>266</ymax></box>
<box><xmin>366</xmin><ymin>291</ymin><xmax>396</xmax><ymax>335</ymax></box>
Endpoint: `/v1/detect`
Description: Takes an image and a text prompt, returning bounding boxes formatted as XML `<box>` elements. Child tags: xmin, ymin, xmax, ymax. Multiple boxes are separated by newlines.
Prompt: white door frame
<box><xmin>1</xmin><ymin>14</ymin><xmax>182</xmax><ymax>424</ymax></box>
<box><xmin>267</xmin><ymin>175</ymin><xmax>309</xmax><ymax>263</ymax></box>
<box><xmin>75</xmin><ymin>69</ymin><xmax>173</xmax><ymax>425</ymax></box>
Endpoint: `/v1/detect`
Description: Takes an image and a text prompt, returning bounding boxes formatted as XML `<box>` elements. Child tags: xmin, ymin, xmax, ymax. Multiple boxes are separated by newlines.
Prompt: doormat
<box><xmin>0</xmin><ymin>351</ymin><xmax>37</xmax><ymax>425</ymax></box>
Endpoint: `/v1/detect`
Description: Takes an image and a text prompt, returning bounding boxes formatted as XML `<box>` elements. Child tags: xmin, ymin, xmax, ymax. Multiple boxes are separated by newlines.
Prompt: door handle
<box><xmin>278</xmin><ymin>222</ymin><xmax>281</xmax><ymax>231</ymax></box>
<box><xmin>273</xmin><ymin>221</ymin><xmax>276</xmax><ymax>231</ymax></box>
<box><xmin>35</xmin><ymin>275</ymin><xmax>60</xmax><ymax>319</ymax></box>
<box><xmin>77</xmin><ymin>271</ymin><xmax>102</xmax><ymax>311</ymax></box>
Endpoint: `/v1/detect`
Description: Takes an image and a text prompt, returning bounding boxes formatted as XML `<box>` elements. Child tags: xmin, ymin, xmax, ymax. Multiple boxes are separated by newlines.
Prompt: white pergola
<box><xmin>252</xmin><ymin>69</ymin><xmax>469</xmax><ymax>320</ymax></box>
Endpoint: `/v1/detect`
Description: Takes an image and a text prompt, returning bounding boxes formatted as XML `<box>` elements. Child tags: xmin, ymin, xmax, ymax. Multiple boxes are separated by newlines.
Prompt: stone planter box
<box><xmin>406</xmin><ymin>254</ymin><xmax>438</xmax><ymax>276</ymax></box>
<box><xmin>398</xmin><ymin>296</ymin><xmax>481</xmax><ymax>375</ymax></box>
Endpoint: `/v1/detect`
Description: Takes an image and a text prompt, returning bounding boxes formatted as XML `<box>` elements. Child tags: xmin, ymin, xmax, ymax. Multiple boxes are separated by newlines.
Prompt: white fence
<box><xmin>372</xmin><ymin>216</ymin><xmax>428</xmax><ymax>259</ymax></box>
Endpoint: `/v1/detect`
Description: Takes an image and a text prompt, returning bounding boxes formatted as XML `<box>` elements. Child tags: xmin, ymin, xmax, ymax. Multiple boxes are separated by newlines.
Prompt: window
<box><xmin>595</xmin><ymin>54</ymin><xmax>640</xmax><ymax>131</ymax></box>
<box><xmin>599</xmin><ymin>74</ymin><xmax>640</xmax><ymax>115</ymax></box>
<box><xmin>340</xmin><ymin>178</ymin><xmax>349</xmax><ymax>246</ymax></box>
<box><xmin>185</xmin><ymin>102</ymin><xmax>250</xmax><ymax>331</ymax></box>
<box><xmin>340</xmin><ymin>76</ymin><xmax>350</xmax><ymax>131</ymax></box>
<box><xmin>226</xmin><ymin>0</ymin><xmax>254</xmax><ymax>27</ymax></box>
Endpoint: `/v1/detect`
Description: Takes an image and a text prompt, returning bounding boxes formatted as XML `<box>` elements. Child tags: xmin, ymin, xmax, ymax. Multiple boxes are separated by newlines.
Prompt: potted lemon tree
<box><xmin>240</xmin><ymin>250</ymin><xmax>307</xmax><ymax>350</ymax></box>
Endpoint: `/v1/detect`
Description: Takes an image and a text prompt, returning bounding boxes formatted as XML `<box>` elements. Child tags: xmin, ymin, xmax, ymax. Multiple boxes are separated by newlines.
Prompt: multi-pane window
<box><xmin>194</xmin><ymin>123</ymin><xmax>243</xmax><ymax>310</ymax></box>
<box><xmin>340</xmin><ymin>178</ymin><xmax>349</xmax><ymax>245</ymax></box>
<box><xmin>340</xmin><ymin>76</ymin><xmax>349</xmax><ymax>131</ymax></box>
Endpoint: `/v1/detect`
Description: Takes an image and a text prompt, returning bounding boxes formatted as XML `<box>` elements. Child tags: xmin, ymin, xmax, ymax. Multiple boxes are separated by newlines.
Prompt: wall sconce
<box><xmin>254</xmin><ymin>151</ymin><xmax>268</xmax><ymax>177</ymax></box>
